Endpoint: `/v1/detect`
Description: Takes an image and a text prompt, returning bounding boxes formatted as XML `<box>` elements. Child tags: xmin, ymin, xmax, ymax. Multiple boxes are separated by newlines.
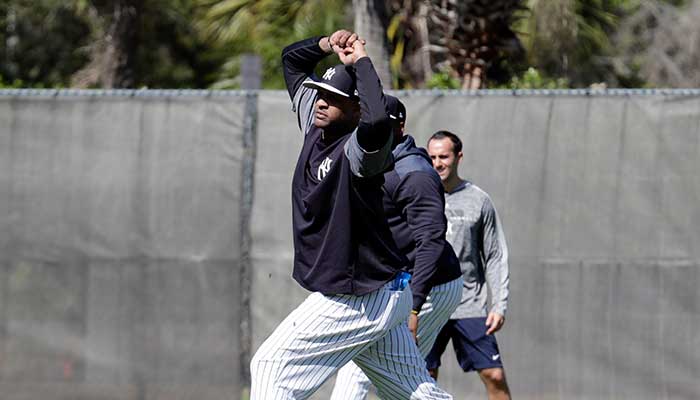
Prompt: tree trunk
<box><xmin>72</xmin><ymin>0</ymin><xmax>141</xmax><ymax>88</ymax></box>
<box><xmin>415</xmin><ymin>2</ymin><xmax>432</xmax><ymax>86</ymax></box>
<box><xmin>461</xmin><ymin>66</ymin><xmax>483</xmax><ymax>89</ymax></box>
<box><xmin>353</xmin><ymin>0</ymin><xmax>392</xmax><ymax>88</ymax></box>
<box><xmin>102</xmin><ymin>1</ymin><xmax>140</xmax><ymax>88</ymax></box>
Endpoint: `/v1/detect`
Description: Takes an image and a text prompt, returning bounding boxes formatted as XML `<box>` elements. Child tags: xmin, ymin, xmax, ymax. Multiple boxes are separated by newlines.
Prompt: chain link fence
<box><xmin>1</xmin><ymin>89</ymin><xmax>698</xmax><ymax>399</ymax></box>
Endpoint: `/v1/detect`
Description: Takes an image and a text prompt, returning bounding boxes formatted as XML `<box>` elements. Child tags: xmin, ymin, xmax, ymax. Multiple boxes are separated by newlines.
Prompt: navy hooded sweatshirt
<box><xmin>382</xmin><ymin>135</ymin><xmax>462</xmax><ymax>311</ymax></box>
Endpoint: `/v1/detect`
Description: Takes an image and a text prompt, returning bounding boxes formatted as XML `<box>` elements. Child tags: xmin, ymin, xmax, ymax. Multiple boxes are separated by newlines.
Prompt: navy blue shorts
<box><xmin>425</xmin><ymin>317</ymin><xmax>503</xmax><ymax>372</ymax></box>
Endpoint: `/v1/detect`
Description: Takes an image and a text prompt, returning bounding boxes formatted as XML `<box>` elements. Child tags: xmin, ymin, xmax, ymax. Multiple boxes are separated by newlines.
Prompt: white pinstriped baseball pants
<box><xmin>250</xmin><ymin>281</ymin><xmax>452</xmax><ymax>399</ymax></box>
<box><xmin>329</xmin><ymin>277</ymin><xmax>463</xmax><ymax>400</ymax></box>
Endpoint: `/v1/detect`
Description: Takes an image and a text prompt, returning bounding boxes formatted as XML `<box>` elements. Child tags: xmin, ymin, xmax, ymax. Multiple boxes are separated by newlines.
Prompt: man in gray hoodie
<box><xmin>426</xmin><ymin>131</ymin><xmax>512</xmax><ymax>400</ymax></box>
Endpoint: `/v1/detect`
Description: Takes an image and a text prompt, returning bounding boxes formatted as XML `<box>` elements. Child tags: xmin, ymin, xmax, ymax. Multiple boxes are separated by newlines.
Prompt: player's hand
<box><xmin>336</xmin><ymin>46</ymin><xmax>354</xmax><ymax>65</ymax></box>
<box><xmin>336</xmin><ymin>38</ymin><xmax>368</xmax><ymax>65</ymax></box>
<box><xmin>329</xmin><ymin>30</ymin><xmax>354</xmax><ymax>49</ymax></box>
<box><xmin>329</xmin><ymin>30</ymin><xmax>365</xmax><ymax>50</ymax></box>
<box><xmin>408</xmin><ymin>312</ymin><xmax>419</xmax><ymax>345</ymax></box>
<box><xmin>349</xmin><ymin>38</ymin><xmax>368</xmax><ymax>62</ymax></box>
<box><xmin>329</xmin><ymin>29</ymin><xmax>367</xmax><ymax>65</ymax></box>
<box><xmin>485</xmin><ymin>312</ymin><xmax>505</xmax><ymax>335</ymax></box>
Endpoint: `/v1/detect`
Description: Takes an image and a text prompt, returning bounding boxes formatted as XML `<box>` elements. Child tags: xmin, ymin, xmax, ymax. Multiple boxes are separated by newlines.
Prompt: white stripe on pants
<box><xmin>250</xmin><ymin>282</ymin><xmax>452</xmax><ymax>400</ymax></box>
<box><xmin>330</xmin><ymin>277</ymin><xmax>462</xmax><ymax>400</ymax></box>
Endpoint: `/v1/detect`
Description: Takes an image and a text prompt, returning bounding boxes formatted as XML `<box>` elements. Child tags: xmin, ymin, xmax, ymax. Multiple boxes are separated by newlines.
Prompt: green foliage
<box><xmin>136</xmin><ymin>0</ymin><xmax>227</xmax><ymax>88</ymax></box>
<box><xmin>518</xmin><ymin>0</ymin><xmax>637</xmax><ymax>87</ymax></box>
<box><xmin>0</xmin><ymin>1</ymin><xmax>91</xmax><ymax>87</ymax></box>
<box><xmin>0</xmin><ymin>0</ymin><xmax>685</xmax><ymax>89</ymax></box>
<box><xmin>196</xmin><ymin>0</ymin><xmax>350</xmax><ymax>89</ymax></box>
<box><xmin>0</xmin><ymin>0</ymin><xmax>353</xmax><ymax>89</ymax></box>
<box><xmin>495</xmin><ymin>67</ymin><xmax>569</xmax><ymax>89</ymax></box>
<box><xmin>386</xmin><ymin>0</ymin><xmax>528</xmax><ymax>89</ymax></box>
<box><xmin>426</xmin><ymin>70</ymin><xmax>461</xmax><ymax>90</ymax></box>
<box><xmin>0</xmin><ymin>75</ymin><xmax>28</xmax><ymax>88</ymax></box>
<box><xmin>0</xmin><ymin>0</ymin><xmax>229</xmax><ymax>89</ymax></box>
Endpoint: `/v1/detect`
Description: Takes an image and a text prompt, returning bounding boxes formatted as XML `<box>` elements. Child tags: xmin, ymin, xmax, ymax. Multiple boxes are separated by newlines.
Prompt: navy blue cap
<box><xmin>303</xmin><ymin>64</ymin><xmax>358</xmax><ymax>99</ymax></box>
<box><xmin>385</xmin><ymin>95</ymin><xmax>406</xmax><ymax>122</ymax></box>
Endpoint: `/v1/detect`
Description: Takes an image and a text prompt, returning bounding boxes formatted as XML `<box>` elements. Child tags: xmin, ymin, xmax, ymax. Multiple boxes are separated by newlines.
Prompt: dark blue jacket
<box><xmin>282</xmin><ymin>37</ymin><xmax>407</xmax><ymax>295</ymax></box>
<box><xmin>382</xmin><ymin>135</ymin><xmax>462</xmax><ymax>311</ymax></box>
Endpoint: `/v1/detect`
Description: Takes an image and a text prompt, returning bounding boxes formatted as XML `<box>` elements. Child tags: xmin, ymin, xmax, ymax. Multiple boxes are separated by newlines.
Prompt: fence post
<box><xmin>239</xmin><ymin>53</ymin><xmax>260</xmax><ymax>391</ymax></box>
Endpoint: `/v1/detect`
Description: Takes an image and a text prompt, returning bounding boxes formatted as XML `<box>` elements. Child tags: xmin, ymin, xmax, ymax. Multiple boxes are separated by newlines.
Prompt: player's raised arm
<box><xmin>281</xmin><ymin>36</ymin><xmax>331</xmax><ymax>100</ymax></box>
<box><xmin>349</xmin><ymin>44</ymin><xmax>391</xmax><ymax>152</ymax></box>
<box><xmin>342</xmin><ymin>39</ymin><xmax>393</xmax><ymax>178</ymax></box>
<box><xmin>281</xmin><ymin>36</ymin><xmax>331</xmax><ymax>132</ymax></box>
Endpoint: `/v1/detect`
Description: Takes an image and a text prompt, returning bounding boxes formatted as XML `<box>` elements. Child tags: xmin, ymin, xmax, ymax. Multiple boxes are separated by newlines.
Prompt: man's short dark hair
<box><xmin>428</xmin><ymin>130</ymin><xmax>462</xmax><ymax>155</ymax></box>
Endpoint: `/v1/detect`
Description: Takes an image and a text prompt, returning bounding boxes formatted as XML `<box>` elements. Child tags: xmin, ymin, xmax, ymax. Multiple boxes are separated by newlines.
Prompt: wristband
<box><xmin>410</xmin><ymin>310</ymin><xmax>419</xmax><ymax>315</ymax></box>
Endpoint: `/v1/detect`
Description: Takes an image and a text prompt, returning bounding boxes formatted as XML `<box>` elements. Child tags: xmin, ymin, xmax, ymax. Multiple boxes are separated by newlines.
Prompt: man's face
<box><xmin>428</xmin><ymin>138</ymin><xmax>462</xmax><ymax>183</ymax></box>
<box><xmin>314</xmin><ymin>90</ymin><xmax>359</xmax><ymax>129</ymax></box>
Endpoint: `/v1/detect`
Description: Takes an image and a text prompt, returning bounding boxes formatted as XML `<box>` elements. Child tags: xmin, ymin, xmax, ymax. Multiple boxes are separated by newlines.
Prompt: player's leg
<box><xmin>329</xmin><ymin>360</ymin><xmax>371</xmax><ymax>400</ymax></box>
<box><xmin>425</xmin><ymin>320</ymin><xmax>456</xmax><ymax>380</ymax></box>
<box><xmin>329</xmin><ymin>277</ymin><xmax>461</xmax><ymax>400</ymax></box>
<box><xmin>352</xmin><ymin>322</ymin><xmax>452</xmax><ymax>400</ymax></box>
<box><xmin>451</xmin><ymin>318</ymin><xmax>510</xmax><ymax>400</ymax></box>
<box><xmin>414</xmin><ymin>277</ymin><xmax>462</xmax><ymax>356</ymax></box>
<box><xmin>478</xmin><ymin>367</ymin><xmax>511</xmax><ymax>400</ymax></box>
<box><xmin>250</xmin><ymin>283</ymin><xmax>411</xmax><ymax>400</ymax></box>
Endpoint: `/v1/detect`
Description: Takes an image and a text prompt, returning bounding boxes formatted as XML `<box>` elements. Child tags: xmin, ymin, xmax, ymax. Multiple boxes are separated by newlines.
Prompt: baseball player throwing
<box><xmin>249</xmin><ymin>30</ymin><xmax>452</xmax><ymax>399</ymax></box>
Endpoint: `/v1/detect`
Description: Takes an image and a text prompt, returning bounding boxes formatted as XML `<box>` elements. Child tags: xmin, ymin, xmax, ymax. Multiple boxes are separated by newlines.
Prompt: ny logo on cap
<box><xmin>322</xmin><ymin>67</ymin><xmax>336</xmax><ymax>81</ymax></box>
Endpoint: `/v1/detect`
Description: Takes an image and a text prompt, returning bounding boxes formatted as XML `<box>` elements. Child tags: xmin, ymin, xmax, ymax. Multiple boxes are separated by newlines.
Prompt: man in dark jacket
<box><xmin>330</xmin><ymin>96</ymin><xmax>463</xmax><ymax>400</ymax></box>
<box><xmin>249</xmin><ymin>30</ymin><xmax>451</xmax><ymax>400</ymax></box>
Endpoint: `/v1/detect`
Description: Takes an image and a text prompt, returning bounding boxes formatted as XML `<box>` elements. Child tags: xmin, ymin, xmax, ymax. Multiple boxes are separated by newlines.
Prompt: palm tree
<box><xmin>196</xmin><ymin>0</ymin><xmax>349</xmax><ymax>89</ymax></box>
<box><xmin>353</xmin><ymin>0</ymin><xmax>393</xmax><ymax>86</ymax></box>
<box><xmin>386</xmin><ymin>0</ymin><xmax>526</xmax><ymax>89</ymax></box>
<box><xmin>521</xmin><ymin>0</ymin><xmax>630</xmax><ymax>87</ymax></box>
<box><xmin>69</xmin><ymin>0</ymin><xmax>222</xmax><ymax>89</ymax></box>
<box><xmin>71</xmin><ymin>0</ymin><xmax>143</xmax><ymax>88</ymax></box>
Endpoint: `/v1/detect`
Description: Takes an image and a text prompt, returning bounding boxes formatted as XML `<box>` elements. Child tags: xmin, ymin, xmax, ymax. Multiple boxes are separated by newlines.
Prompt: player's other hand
<box><xmin>408</xmin><ymin>312</ymin><xmax>419</xmax><ymax>345</ymax></box>
<box><xmin>336</xmin><ymin>38</ymin><xmax>368</xmax><ymax>65</ymax></box>
<box><xmin>349</xmin><ymin>38</ymin><xmax>368</xmax><ymax>61</ymax></box>
<box><xmin>485</xmin><ymin>312</ymin><xmax>505</xmax><ymax>335</ymax></box>
<box><xmin>328</xmin><ymin>29</ymin><xmax>367</xmax><ymax>65</ymax></box>
<box><xmin>329</xmin><ymin>30</ymin><xmax>356</xmax><ymax>49</ymax></box>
